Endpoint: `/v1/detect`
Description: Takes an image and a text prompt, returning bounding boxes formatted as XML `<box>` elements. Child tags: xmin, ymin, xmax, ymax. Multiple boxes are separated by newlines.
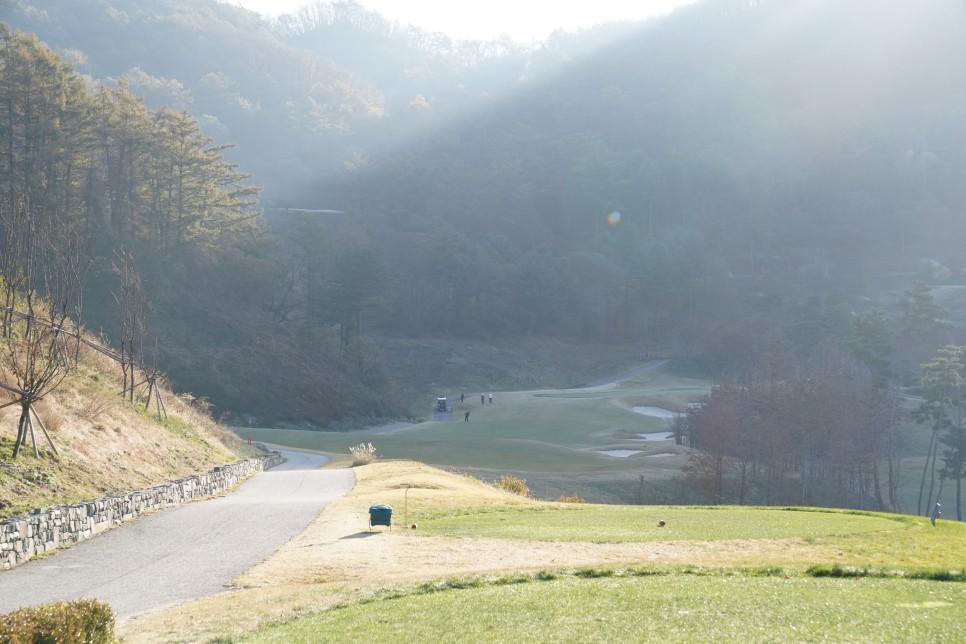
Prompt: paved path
<box><xmin>581</xmin><ymin>359</ymin><xmax>671</xmax><ymax>388</ymax></box>
<box><xmin>0</xmin><ymin>450</ymin><xmax>354</xmax><ymax>623</ymax></box>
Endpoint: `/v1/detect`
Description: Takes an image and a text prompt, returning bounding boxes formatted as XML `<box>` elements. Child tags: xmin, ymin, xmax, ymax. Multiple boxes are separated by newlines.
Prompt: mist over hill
<box><xmin>3</xmin><ymin>0</ymin><xmax>966</xmax><ymax>427</ymax></box>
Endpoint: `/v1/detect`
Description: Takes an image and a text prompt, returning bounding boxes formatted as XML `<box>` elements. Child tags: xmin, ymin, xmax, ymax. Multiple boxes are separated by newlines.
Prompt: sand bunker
<box><xmin>632</xmin><ymin>406</ymin><xmax>682</xmax><ymax>419</ymax></box>
<box><xmin>635</xmin><ymin>432</ymin><xmax>674</xmax><ymax>441</ymax></box>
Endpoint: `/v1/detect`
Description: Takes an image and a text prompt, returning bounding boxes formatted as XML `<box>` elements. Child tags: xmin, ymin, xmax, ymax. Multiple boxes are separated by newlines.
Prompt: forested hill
<box><xmin>2</xmin><ymin>0</ymin><xmax>965</xmax><ymax>426</ymax></box>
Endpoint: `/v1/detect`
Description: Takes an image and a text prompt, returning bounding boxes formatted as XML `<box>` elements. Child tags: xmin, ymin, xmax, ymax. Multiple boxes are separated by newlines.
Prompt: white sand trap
<box><xmin>632</xmin><ymin>406</ymin><xmax>682</xmax><ymax>419</ymax></box>
<box><xmin>635</xmin><ymin>432</ymin><xmax>675</xmax><ymax>441</ymax></box>
<box><xmin>647</xmin><ymin>452</ymin><xmax>675</xmax><ymax>458</ymax></box>
<box><xmin>597</xmin><ymin>449</ymin><xmax>643</xmax><ymax>458</ymax></box>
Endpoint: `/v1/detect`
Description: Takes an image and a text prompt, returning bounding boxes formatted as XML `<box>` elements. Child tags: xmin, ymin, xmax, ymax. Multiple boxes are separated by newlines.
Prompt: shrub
<box><xmin>497</xmin><ymin>475</ymin><xmax>529</xmax><ymax>497</ymax></box>
<box><xmin>0</xmin><ymin>599</ymin><xmax>115</xmax><ymax>643</ymax></box>
<box><xmin>805</xmin><ymin>564</ymin><xmax>965</xmax><ymax>582</ymax></box>
<box><xmin>350</xmin><ymin>442</ymin><xmax>377</xmax><ymax>466</ymax></box>
<box><xmin>575</xmin><ymin>567</ymin><xmax>616</xmax><ymax>578</ymax></box>
<box><xmin>556</xmin><ymin>494</ymin><xmax>585</xmax><ymax>503</ymax></box>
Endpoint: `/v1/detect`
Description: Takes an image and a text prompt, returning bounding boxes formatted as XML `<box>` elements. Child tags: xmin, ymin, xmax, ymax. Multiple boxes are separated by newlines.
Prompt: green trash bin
<box><xmin>369</xmin><ymin>504</ymin><xmax>392</xmax><ymax>529</ymax></box>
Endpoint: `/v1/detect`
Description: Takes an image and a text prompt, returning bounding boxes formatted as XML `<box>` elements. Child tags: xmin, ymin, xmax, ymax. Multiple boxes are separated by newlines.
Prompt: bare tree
<box><xmin>109</xmin><ymin>249</ymin><xmax>167</xmax><ymax>420</ymax></box>
<box><xmin>112</xmin><ymin>249</ymin><xmax>148</xmax><ymax>402</ymax></box>
<box><xmin>0</xmin><ymin>203</ymin><xmax>90</xmax><ymax>459</ymax></box>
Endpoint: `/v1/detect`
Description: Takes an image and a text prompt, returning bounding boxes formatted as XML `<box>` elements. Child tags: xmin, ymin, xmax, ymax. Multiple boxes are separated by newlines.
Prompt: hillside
<box><xmin>2</xmin><ymin>0</ymin><xmax>966</xmax><ymax>430</ymax></box>
<box><xmin>0</xmin><ymin>328</ymin><xmax>261</xmax><ymax>520</ymax></box>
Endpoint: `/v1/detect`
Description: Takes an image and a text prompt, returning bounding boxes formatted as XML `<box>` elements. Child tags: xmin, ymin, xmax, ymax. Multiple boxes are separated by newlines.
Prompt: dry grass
<box><xmin>0</xmin><ymin>328</ymin><xmax>260</xmax><ymax>518</ymax></box>
<box><xmin>119</xmin><ymin>460</ymin><xmax>863</xmax><ymax>643</ymax></box>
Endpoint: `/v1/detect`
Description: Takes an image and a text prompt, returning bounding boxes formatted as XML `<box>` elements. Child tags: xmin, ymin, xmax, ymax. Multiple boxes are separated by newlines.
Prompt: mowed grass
<box><xmin>241</xmin><ymin>368</ymin><xmax>709</xmax><ymax>478</ymax></box>
<box><xmin>415</xmin><ymin>505</ymin><xmax>910</xmax><ymax>543</ymax></box>
<box><xmin>245</xmin><ymin>573</ymin><xmax>964</xmax><ymax>643</ymax></box>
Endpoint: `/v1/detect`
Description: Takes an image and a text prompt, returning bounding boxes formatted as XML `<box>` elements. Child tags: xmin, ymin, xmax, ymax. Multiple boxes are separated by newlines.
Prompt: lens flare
<box><xmin>607</xmin><ymin>211</ymin><xmax>622</xmax><ymax>226</ymax></box>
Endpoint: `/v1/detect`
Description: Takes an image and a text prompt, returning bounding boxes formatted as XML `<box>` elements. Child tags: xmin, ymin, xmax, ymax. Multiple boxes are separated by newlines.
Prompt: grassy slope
<box><xmin>0</xmin><ymin>334</ymin><xmax>260</xmax><ymax>520</ymax></box>
<box><xmin>121</xmin><ymin>460</ymin><xmax>965</xmax><ymax>642</ymax></box>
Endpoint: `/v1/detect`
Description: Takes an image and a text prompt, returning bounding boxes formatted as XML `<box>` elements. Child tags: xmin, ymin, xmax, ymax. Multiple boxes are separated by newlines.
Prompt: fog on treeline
<box><xmin>2</xmin><ymin>0</ymin><xmax>966</xmax><ymax>441</ymax></box>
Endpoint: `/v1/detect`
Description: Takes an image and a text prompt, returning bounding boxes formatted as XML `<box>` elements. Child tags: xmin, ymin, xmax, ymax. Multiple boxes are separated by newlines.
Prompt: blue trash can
<box><xmin>369</xmin><ymin>504</ymin><xmax>392</xmax><ymax>529</ymax></box>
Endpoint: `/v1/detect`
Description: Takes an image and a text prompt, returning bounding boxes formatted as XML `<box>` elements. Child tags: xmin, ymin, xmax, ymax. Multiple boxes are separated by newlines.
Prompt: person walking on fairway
<box><xmin>481</xmin><ymin>393</ymin><xmax>485</xmax><ymax>404</ymax></box>
<box><xmin>464</xmin><ymin>410</ymin><xmax>470</xmax><ymax>422</ymax></box>
<box><xmin>489</xmin><ymin>392</ymin><xmax>493</xmax><ymax>404</ymax></box>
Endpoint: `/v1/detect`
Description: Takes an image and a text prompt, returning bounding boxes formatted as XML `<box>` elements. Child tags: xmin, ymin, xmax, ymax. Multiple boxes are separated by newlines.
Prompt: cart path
<box><xmin>0</xmin><ymin>450</ymin><xmax>354</xmax><ymax>623</ymax></box>
<box><xmin>581</xmin><ymin>359</ymin><xmax>671</xmax><ymax>388</ymax></box>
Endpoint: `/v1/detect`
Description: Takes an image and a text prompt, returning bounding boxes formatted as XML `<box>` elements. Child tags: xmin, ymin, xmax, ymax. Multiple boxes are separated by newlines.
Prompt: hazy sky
<box><xmin>222</xmin><ymin>0</ymin><xmax>698</xmax><ymax>42</ymax></box>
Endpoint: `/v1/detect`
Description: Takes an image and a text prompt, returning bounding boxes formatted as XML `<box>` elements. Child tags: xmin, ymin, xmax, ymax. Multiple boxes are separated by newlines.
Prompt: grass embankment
<box><xmin>121</xmin><ymin>460</ymin><xmax>966</xmax><ymax>642</ymax></box>
<box><xmin>0</xmin><ymin>334</ymin><xmax>261</xmax><ymax>520</ymax></box>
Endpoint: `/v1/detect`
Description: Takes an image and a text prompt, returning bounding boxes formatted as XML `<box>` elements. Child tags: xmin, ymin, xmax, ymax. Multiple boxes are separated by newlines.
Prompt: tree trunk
<box><xmin>12</xmin><ymin>406</ymin><xmax>29</xmax><ymax>459</ymax></box>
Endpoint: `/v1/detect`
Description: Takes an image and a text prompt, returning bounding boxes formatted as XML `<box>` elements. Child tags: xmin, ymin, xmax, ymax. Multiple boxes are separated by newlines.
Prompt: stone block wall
<box><xmin>0</xmin><ymin>451</ymin><xmax>284</xmax><ymax>570</ymax></box>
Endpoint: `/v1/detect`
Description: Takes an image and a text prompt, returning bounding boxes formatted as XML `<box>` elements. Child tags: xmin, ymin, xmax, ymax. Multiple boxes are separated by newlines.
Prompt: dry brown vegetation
<box><xmin>0</xmin><ymin>331</ymin><xmax>260</xmax><ymax>519</ymax></box>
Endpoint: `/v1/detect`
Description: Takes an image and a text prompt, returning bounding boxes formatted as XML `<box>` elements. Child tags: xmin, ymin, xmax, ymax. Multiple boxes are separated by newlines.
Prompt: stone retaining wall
<box><xmin>0</xmin><ymin>451</ymin><xmax>284</xmax><ymax>570</ymax></box>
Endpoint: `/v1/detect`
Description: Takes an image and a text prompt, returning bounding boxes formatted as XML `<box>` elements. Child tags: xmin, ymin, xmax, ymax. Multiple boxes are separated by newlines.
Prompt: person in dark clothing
<box><xmin>464</xmin><ymin>410</ymin><xmax>470</xmax><ymax>422</ymax></box>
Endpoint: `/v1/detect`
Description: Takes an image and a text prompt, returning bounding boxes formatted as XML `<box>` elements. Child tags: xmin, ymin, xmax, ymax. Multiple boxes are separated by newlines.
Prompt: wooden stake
<box><xmin>156</xmin><ymin>386</ymin><xmax>168</xmax><ymax>421</ymax></box>
<box><xmin>26</xmin><ymin>410</ymin><xmax>39</xmax><ymax>458</ymax></box>
<box><xmin>31</xmin><ymin>407</ymin><xmax>60</xmax><ymax>460</ymax></box>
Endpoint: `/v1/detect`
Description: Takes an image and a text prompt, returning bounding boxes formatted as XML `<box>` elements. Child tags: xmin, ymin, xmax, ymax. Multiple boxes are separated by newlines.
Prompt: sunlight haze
<box><xmin>223</xmin><ymin>0</ymin><xmax>698</xmax><ymax>41</ymax></box>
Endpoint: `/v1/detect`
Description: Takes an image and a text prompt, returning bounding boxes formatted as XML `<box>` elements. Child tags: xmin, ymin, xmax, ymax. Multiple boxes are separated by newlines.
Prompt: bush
<box><xmin>350</xmin><ymin>442</ymin><xmax>377</xmax><ymax>466</ymax></box>
<box><xmin>556</xmin><ymin>494</ymin><xmax>585</xmax><ymax>503</ymax></box>
<box><xmin>0</xmin><ymin>599</ymin><xmax>115</xmax><ymax>643</ymax></box>
<box><xmin>497</xmin><ymin>475</ymin><xmax>529</xmax><ymax>497</ymax></box>
<box><xmin>575</xmin><ymin>567</ymin><xmax>616</xmax><ymax>578</ymax></box>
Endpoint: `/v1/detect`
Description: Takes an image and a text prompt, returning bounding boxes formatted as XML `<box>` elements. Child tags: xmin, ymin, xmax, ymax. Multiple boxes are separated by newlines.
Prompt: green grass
<box><xmin>414</xmin><ymin>505</ymin><xmax>910</xmax><ymax>543</ymax></box>
<box><xmin>408</xmin><ymin>503</ymin><xmax>966</xmax><ymax>569</ymax></box>
<box><xmin>241</xmin><ymin>368</ymin><xmax>710</xmax><ymax>503</ymax></box>
<box><xmin>242</xmin><ymin>571</ymin><xmax>965</xmax><ymax>643</ymax></box>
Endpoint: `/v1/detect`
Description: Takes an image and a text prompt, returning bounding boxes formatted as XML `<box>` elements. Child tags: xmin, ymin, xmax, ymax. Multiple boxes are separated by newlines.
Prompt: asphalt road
<box><xmin>0</xmin><ymin>450</ymin><xmax>354</xmax><ymax>623</ymax></box>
